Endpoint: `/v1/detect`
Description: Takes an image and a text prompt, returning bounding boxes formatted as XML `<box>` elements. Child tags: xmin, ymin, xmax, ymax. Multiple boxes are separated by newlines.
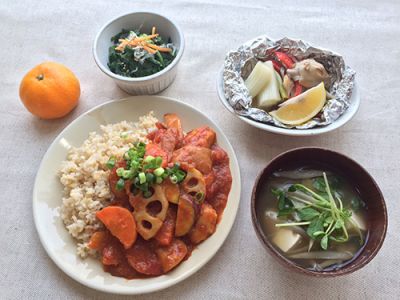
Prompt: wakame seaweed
<box><xmin>107</xmin><ymin>28</ymin><xmax>176</xmax><ymax>78</ymax></box>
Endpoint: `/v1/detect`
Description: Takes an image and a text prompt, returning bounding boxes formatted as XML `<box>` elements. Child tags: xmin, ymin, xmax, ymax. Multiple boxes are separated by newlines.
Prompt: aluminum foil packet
<box><xmin>223</xmin><ymin>36</ymin><xmax>356</xmax><ymax>129</ymax></box>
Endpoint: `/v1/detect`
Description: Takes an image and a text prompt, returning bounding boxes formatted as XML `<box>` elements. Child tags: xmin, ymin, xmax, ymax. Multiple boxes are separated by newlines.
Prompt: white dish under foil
<box><xmin>218</xmin><ymin>36</ymin><xmax>358</xmax><ymax>135</ymax></box>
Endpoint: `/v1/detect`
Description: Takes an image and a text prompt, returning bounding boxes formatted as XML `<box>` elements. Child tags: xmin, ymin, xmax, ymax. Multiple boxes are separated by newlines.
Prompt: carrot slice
<box><xmin>96</xmin><ymin>206</ymin><xmax>137</xmax><ymax>249</ymax></box>
<box><xmin>146</xmin><ymin>43</ymin><xmax>172</xmax><ymax>52</ymax></box>
<box><xmin>135</xmin><ymin>34</ymin><xmax>159</xmax><ymax>42</ymax></box>
<box><xmin>142</xmin><ymin>44</ymin><xmax>157</xmax><ymax>54</ymax></box>
<box><xmin>88</xmin><ymin>231</ymin><xmax>108</xmax><ymax>250</ymax></box>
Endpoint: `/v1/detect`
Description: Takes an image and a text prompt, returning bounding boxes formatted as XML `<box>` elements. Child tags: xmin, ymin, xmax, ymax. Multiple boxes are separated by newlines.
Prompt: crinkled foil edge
<box><xmin>223</xmin><ymin>36</ymin><xmax>356</xmax><ymax>129</ymax></box>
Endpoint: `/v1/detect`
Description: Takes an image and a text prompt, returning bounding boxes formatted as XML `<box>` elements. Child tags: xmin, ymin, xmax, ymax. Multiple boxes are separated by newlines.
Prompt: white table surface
<box><xmin>1</xmin><ymin>0</ymin><xmax>399</xmax><ymax>299</ymax></box>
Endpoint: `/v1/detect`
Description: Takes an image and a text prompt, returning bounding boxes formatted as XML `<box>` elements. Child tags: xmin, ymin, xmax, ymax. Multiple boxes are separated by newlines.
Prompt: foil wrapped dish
<box><xmin>220</xmin><ymin>36</ymin><xmax>357</xmax><ymax>133</ymax></box>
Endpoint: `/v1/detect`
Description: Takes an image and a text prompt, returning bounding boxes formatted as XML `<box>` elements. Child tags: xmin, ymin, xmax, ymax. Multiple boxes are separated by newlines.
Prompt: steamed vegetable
<box><xmin>108</xmin><ymin>27</ymin><xmax>177</xmax><ymax>78</ymax></box>
<box><xmin>253</xmin><ymin>61</ymin><xmax>282</xmax><ymax>109</ymax></box>
<box><xmin>244</xmin><ymin>61</ymin><xmax>273</xmax><ymax>97</ymax></box>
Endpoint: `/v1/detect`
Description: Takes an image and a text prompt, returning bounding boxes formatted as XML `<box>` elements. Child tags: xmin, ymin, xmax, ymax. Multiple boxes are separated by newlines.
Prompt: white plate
<box><xmin>216</xmin><ymin>69</ymin><xmax>360</xmax><ymax>136</ymax></box>
<box><xmin>33</xmin><ymin>96</ymin><xmax>241</xmax><ymax>295</ymax></box>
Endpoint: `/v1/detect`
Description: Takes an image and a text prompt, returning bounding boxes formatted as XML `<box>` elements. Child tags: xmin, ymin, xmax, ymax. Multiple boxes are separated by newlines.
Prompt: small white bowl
<box><xmin>216</xmin><ymin>70</ymin><xmax>360</xmax><ymax>137</ymax></box>
<box><xmin>93</xmin><ymin>12</ymin><xmax>184</xmax><ymax>95</ymax></box>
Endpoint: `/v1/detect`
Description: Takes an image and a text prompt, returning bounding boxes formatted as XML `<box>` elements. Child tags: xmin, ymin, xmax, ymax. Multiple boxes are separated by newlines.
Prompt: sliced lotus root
<box><xmin>182</xmin><ymin>167</ymin><xmax>206</xmax><ymax>202</ymax></box>
<box><xmin>132</xmin><ymin>185</ymin><xmax>169</xmax><ymax>240</ymax></box>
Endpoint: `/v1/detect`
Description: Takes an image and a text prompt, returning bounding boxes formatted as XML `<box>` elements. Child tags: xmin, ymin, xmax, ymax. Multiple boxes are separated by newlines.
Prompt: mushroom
<box><xmin>286</xmin><ymin>59</ymin><xmax>329</xmax><ymax>88</ymax></box>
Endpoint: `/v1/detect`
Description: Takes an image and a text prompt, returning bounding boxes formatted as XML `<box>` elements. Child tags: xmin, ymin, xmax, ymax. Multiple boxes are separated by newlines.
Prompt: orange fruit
<box><xmin>19</xmin><ymin>62</ymin><xmax>80</xmax><ymax>119</ymax></box>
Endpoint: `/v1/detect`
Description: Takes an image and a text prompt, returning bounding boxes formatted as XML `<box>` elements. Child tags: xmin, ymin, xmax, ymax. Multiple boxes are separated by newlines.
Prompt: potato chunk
<box><xmin>189</xmin><ymin>203</ymin><xmax>217</xmax><ymax>244</ymax></box>
<box><xmin>161</xmin><ymin>179</ymin><xmax>180</xmax><ymax>204</ymax></box>
<box><xmin>175</xmin><ymin>194</ymin><xmax>196</xmax><ymax>237</ymax></box>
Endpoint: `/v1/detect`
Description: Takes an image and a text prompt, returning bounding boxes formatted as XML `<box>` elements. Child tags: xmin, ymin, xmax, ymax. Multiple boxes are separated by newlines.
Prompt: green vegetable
<box><xmin>138</xmin><ymin>172</ymin><xmax>146</xmax><ymax>184</ymax></box>
<box><xmin>106</xmin><ymin>157</ymin><xmax>116</xmax><ymax>169</ymax></box>
<box><xmin>116</xmin><ymin>168</ymin><xmax>125</xmax><ymax>177</ymax></box>
<box><xmin>298</xmin><ymin>207</ymin><xmax>320</xmax><ymax>221</ymax></box>
<box><xmin>195</xmin><ymin>192</ymin><xmax>205</xmax><ymax>203</ymax></box>
<box><xmin>275</xmin><ymin>70</ymin><xmax>288</xmax><ymax>99</ymax></box>
<box><xmin>108</xmin><ymin>28</ymin><xmax>176</xmax><ymax>78</ymax></box>
<box><xmin>144</xmin><ymin>156</ymin><xmax>155</xmax><ymax>163</ymax></box>
<box><xmin>108</xmin><ymin>142</ymin><xmax>186</xmax><ymax>197</ymax></box>
<box><xmin>274</xmin><ymin>172</ymin><xmax>361</xmax><ymax>251</ymax></box>
<box><xmin>154</xmin><ymin>167</ymin><xmax>165</xmax><ymax>177</ymax></box>
<box><xmin>116</xmin><ymin>178</ymin><xmax>125</xmax><ymax>191</ymax></box>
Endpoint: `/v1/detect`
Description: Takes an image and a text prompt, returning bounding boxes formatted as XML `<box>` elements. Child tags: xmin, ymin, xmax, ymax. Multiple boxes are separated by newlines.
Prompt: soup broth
<box><xmin>257</xmin><ymin>166</ymin><xmax>368</xmax><ymax>271</ymax></box>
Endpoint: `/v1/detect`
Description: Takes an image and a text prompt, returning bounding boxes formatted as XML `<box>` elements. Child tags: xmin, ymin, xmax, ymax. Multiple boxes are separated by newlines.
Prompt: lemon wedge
<box><xmin>270</xmin><ymin>82</ymin><xmax>326</xmax><ymax>125</ymax></box>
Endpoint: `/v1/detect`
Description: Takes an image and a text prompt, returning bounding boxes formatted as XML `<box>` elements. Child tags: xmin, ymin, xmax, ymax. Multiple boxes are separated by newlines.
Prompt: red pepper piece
<box><xmin>271</xmin><ymin>60</ymin><xmax>283</xmax><ymax>73</ymax></box>
<box><xmin>294</xmin><ymin>82</ymin><xmax>303</xmax><ymax>96</ymax></box>
<box><xmin>274</xmin><ymin>51</ymin><xmax>295</xmax><ymax>69</ymax></box>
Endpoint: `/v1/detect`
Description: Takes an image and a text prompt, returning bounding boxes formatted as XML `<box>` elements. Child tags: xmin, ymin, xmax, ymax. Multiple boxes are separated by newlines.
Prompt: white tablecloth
<box><xmin>1</xmin><ymin>0</ymin><xmax>399</xmax><ymax>299</ymax></box>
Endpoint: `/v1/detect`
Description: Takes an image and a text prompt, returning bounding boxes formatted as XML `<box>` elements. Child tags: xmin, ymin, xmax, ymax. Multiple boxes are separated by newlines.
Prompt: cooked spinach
<box><xmin>107</xmin><ymin>28</ymin><xmax>176</xmax><ymax>78</ymax></box>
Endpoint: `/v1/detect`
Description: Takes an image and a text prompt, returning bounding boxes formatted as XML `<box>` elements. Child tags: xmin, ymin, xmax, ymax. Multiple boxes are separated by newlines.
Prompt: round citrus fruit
<box><xmin>19</xmin><ymin>62</ymin><xmax>80</xmax><ymax>119</ymax></box>
<box><xmin>270</xmin><ymin>82</ymin><xmax>326</xmax><ymax>125</ymax></box>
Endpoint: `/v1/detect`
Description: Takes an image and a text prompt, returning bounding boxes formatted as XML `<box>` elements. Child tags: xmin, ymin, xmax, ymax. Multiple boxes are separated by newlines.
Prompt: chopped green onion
<box><xmin>146</xmin><ymin>172</ymin><xmax>155</xmax><ymax>183</ymax></box>
<box><xmin>137</xmin><ymin>182</ymin><xmax>149</xmax><ymax>192</ymax></box>
<box><xmin>116</xmin><ymin>178</ymin><xmax>125</xmax><ymax>191</ymax></box>
<box><xmin>138</xmin><ymin>172</ymin><xmax>146</xmax><ymax>184</ymax></box>
<box><xmin>122</xmin><ymin>170</ymin><xmax>133</xmax><ymax>179</ymax></box>
<box><xmin>143</xmin><ymin>190</ymin><xmax>153</xmax><ymax>198</ymax></box>
<box><xmin>154</xmin><ymin>167</ymin><xmax>165</xmax><ymax>177</ymax></box>
<box><xmin>195</xmin><ymin>192</ymin><xmax>205</xmax><ymax>203</ymax></box>
<box><xmin>156</xmin><ymin>176</ymin><xmax>163</xmax><ymax>184</ymax></box>
<box><xmin>175</xmin><ymin>170</ymin><xmax>186</xmax><ymax>182</ymax></box>
<box><xmin>170</xmin><ymin>174</ymin><xmax>178</xmax><ymax>184</ymax></box>
<box><xmin>144</xmin><ymin>155</ymin><xmax>155</xmax><ymax>163</ymax></box>
<box><xmin>116</xmin><ymin>168</ymin><xmax>125</xmax><ymax>177</ymax></box>
<box><xmin>130</xmin><ymin>160</ymin><xmax>140</xmax><ymax>171</ymax></box>
<box><xmin>106</xmin><ymin>157</ymin><xmax>116</xmax><ymax>169</ymax></box>
<box><xmin>155</xmin><ymin>156</ymin><xmax>163</xmax><ymax>167</ymax></box>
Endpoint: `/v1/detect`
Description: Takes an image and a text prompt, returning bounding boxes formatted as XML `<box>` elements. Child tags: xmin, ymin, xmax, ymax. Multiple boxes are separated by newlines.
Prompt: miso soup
<box><xmin>257</xmin><ymin>166</ymin><xmax>368</xmax><ymax>271</ymax></box>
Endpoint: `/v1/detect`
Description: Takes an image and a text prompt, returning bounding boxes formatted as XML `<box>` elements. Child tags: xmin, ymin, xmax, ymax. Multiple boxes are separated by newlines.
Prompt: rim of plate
<box><xmin>216</xmin><ymin>66</ymin><xmax>360</xmax><ymax>137</ymax></box>
<box><xmin>32</xmin><ymin>96</ymin><xmax>241</xmax><ymax>295</ymax></box>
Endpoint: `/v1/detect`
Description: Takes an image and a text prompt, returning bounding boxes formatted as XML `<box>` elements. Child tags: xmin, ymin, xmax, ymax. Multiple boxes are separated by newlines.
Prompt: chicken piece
<box><xmin>189</xmin><ymin>203</ymin><xmax>217</xmax><ymax>244</ymax></box>
<box><xmin>183</xmin><ymin>126</ymin><xmax>216</xmax><ymax>148</ymax></box>
<box><xmin>286</xmin><ymin>59</ymin><xmax>329</xmax><ymax>88</ymax></box>
<box><xmin>156</xmin><ymin>239</ymin><xmax>188</xmax><ymax>273</ymax></box>
<box><xmin>147</xmin><ymin>128</ymin><xmax>181</xmax><ymax>161</ymax></box>
<box><xmin>171</xmin><ymin>145</ymin><xmax>212</xmax><ymax>174</ymax></box>
<box><xmin>145</xmin><ymin>143</ymin><xmax>168</xmax><ymax>167</ymax></box>
<box><xmin>164</xmin><ymin>113</ymin><xmax>184</xmax><ymax>145</ymax></box>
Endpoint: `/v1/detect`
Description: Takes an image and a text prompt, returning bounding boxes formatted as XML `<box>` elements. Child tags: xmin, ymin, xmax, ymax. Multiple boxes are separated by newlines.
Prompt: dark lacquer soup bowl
<box><xmin>251</xmin><ymin>147</ymin><xmax>387</xmax><ymax>277</ymax></box>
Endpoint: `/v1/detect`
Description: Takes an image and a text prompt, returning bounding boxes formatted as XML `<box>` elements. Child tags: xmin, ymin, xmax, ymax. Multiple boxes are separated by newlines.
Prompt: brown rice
<box><xmin>59</xmin><ymin>112</ymin><xmax>158</xmax><ymax>257</ymax></box>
